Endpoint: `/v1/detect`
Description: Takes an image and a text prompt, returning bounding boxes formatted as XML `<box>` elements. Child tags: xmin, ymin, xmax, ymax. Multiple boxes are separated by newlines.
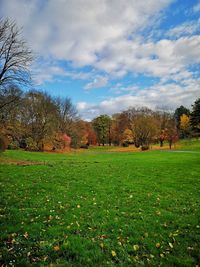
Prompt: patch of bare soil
<box><xmin>0</xmin><ymin>159</ymin><xmax>45</xmax><ymax>166</ymax></box>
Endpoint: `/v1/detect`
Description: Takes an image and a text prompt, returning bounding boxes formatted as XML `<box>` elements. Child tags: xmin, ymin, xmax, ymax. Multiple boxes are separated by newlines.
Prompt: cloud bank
<box><xmin>0</xmin><ymin>0</ymin><xmax>199</xmax><ymax>119</ymax></box>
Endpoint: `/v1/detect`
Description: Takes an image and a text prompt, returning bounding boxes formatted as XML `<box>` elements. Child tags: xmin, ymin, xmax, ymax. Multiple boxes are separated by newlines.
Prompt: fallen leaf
<box><xmin>23</xmin><ymin>232</ymin><xmax>29</xmax><ymax>239</ymax></box>
<box><xmin>41</xmin><ymin>255</ymin><xmax>48</xmax><ymax>261</ymax></box>
<box><xmin>111</xmin><ymin>250</ymin><xmax>117</xmax><ymax>257</ymax></box>
<box><xmin>156</xmin><ymin>243</ymin><xmax>161</xmax><ymax>248</ymax></box>
<box><xmin>133</xmin><ymin>244</ymin><xmax>139</xmax><ymax>251</ymax></box>
<box><xmin>53</xmin><ymin>245</ymin><xmax>60</xmax><ymax>251</ymax></box>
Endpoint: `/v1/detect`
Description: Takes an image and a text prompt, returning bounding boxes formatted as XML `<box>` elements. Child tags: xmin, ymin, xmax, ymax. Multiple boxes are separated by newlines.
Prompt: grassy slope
<box><xmin>0</xmin><ymin>147</ymin><xmax>200</xmax><ymax>266</ymax></box>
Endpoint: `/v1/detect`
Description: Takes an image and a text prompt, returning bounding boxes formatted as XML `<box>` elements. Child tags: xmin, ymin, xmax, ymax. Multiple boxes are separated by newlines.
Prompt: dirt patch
<box><xmin>0</xmin><ymin>159</ymin><xmax>45</xmax><ymax>166</ymax></box>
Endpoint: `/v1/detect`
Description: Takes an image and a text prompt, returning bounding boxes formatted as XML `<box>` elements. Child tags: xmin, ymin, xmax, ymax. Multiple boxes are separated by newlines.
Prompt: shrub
<box><xmin>141</xmin><ymin>145</ymin><xmax>149</xmax><ymax>151</ymax></box>
<box><xmin>122</xmin><ymin>142</ymin><xmax>129</xmax><ymax>147</ymax></box>
<box><xmin>19</xmin><ymin>139</ymin><xmax>27</xmax><ymax>149</ymax></box>
<box><xmin>25</xmin><ymin>137</ymin><xmax>38</xmax><ymax>151</ymax></box>
<box><xmin>80</xmin><ymin>144</ymin><xmax>89</xmax><ymax>149</ymax></box>
<box><xmin>134</xmin><ymin>142</ymin><xmax>140</xmax><ymax>148</ymax></box>
<box><xmin>7</xmin><ymin>140</ymin><xmax>20</xmax><ymax>150</ymax></box>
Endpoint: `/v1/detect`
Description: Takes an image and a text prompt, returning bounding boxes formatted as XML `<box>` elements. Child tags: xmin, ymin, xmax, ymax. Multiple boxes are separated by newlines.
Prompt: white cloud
<box><xmin>1</xmin><ymin>0</ymin><xmax>199</xmax><ymax>117</ymax></box>
<box><xmin>77</xmin><ymin>79</ymin><xmax>200</xmax><ymax>120</ymax></box>
<box><xmin>193</xmin><ymin>1</ymin><xmax>200</xmax><ymax>12</ymax></box>
<box><xmin>32</xmin><ymin>64</ymin><xmax>66</xmax><ymax>85</ymax></box>
<box><xmin>31</xmin><ymin>60</ymin><xmax>92</xmax><ymax>85</ymax></box>
<box><xmin>84</xmin><ymin>76</ymin><xmax>108</xmax><ymax>90</ymax></box>
<box><xmin>166</xmin><ymin>19</ymin><xmax>200</xmax><ymax>38</ymax></box>
<box><xmin>95</xmin><ymin>36</ymin><xmax>200</xmax><ymax>80</ymax></box>
<box><xmin>0</xmin><ymin>0</ymin><xmax>173</xmax><ymax>66</ymax></box>
<box><xmin>1</xmin><ymin>0</ymin><xmax>199</xmax><ymax>84</ymax></box>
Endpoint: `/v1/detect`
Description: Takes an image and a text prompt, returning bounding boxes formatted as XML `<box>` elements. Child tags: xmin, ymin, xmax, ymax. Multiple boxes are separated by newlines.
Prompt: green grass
<box><xmin>178</xmin><ymin>138</ymin><xmax>200</xmax><ymax>151</ymax></box>
<box><xmin>0</xmin><ymin>147</ymin><xmax>200</xmax><ymax>266</ymax></box>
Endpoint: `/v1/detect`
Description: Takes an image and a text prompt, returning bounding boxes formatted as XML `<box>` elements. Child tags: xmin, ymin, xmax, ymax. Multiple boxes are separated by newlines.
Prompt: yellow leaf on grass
<box><xmin>156</xmin><ymin>243</ymin><xmax>161</xmax><ymax>248</ymax></box>
<box><xmin>53</xmin><ymin>245</ymin><xmax>60</xmax><ymax>251</ymax></box>
<box><xmin>77</xmin><ymin>205</ymin><xmax>80</xmax><ymax>208</ymax></box>
<box><xmin>169</xmin><ymin>242</ymin><xmax>173</xmax><ymax>248</ymax></box>
<box><xmin>41</xmin><ymin>256</ymin><xmax>48</xmax><ymax>261</ymax></box>
<box><xmin>133</xmin><ymin>244</ymin><xmax>139</xmax><ymax>251</ymax></box>
<box><xmin>23</xmin><ymin>232</ymin><xmax>29</xmax><ymax>239</ymax></box>
<box><xmin>111</xmin><ymin>250</ymin><xmax>117</xmax><ymax>257</ymax></box>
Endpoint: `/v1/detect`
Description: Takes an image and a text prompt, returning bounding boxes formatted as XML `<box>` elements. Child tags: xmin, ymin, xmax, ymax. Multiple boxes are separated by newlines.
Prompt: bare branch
<box><xmin>0</xmin><ymin>18</ymin><xmax>33</xmax><ymax>89</ymax></box>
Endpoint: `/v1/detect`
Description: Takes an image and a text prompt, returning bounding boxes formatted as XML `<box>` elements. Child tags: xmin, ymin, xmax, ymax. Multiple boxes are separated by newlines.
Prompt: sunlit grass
<box><xmin>0</xmin><ymin>144</ymin><xmax>200</xmax><ymax>266</ymax></box>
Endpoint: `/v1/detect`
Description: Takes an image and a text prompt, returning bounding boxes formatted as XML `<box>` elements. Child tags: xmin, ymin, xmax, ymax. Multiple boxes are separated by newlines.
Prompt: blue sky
<box><xmin>1</xmin><ymin>0</ymin><xmax>200</xmax><ymax>120</ymax></box>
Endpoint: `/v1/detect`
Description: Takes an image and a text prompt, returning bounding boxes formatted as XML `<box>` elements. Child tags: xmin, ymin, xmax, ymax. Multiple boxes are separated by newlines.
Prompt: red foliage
<box><xmin>62</xmin><ymin>134</ymin><xmax>71</xmax><ymax>146</ymax></box>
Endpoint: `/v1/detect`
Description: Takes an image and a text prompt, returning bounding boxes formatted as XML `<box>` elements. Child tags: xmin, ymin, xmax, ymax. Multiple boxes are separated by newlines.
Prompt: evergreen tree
<box><xmin>190</xmin><ymin>98</ymin><xmax>200</xmax><ymax>136</ymax></box>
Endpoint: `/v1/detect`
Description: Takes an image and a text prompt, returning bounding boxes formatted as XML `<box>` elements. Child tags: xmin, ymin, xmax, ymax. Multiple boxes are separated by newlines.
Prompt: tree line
<box><xmin>0</xmin><ymin>86</ymin><xmax>199</xmax><ymax>152</ymax></box>
<box><xmin>0</xmin><ymin>18</ymin><xmax>199</xmax><ymax>152</ymax></box>
<box><xmin>91</xmin><ymin>101</ymin><xmax>199</xmax><ymax>150</ymax></box>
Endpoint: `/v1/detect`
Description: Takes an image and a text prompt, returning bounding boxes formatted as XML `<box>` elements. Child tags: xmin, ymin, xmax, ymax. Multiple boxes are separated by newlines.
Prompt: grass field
<box><xmin>0</xmin><ymin>142</ymin><xmax>200</xmax><ymax>266</ymax></box>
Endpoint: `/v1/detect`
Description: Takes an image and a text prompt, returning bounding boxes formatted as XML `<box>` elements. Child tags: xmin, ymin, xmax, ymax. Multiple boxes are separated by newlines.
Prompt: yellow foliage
<box><xmin>122</xmin><ymin>128</ymin><xmax>134</xmax><ymax>142</ymax></box>
<box><xmin>180</xmin><ymin>114</ymin><xmax>190</xmax><ymax>130</ymax></box>
<box><xmin>81</xmin><ymin>134</ymin><xmax>88</xmax><ymax>144</ymax></box>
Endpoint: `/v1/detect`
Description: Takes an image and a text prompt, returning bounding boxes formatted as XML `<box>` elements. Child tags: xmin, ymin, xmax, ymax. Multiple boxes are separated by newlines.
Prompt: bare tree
<box><xmin>56</xmin><ymin>97</ymin><xmax>77</xmax><ymax>133</ymax></box>
<box><xmin>0</xmin><ymin>18</ymin><xmax>33</xmax><ymax>89</ymax></box>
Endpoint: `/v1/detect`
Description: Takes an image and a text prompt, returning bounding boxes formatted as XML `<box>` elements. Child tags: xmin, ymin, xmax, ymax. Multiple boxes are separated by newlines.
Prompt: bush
<box><xmin>141</xmin><ymin>145</ymin><xmax>149</xmax><ymax>151</ymax></box>
<box><xmin>122</xmin><ymin>142</ymin><xmax>129</xmax><ymax>147</ymax></box>
<box><xmin>19</xmin><ymin>139</ymin><xmax>27</xmax><ymax>149</ymax></box>
<box><xmin>7</xmin><ymin>140</ymin><xmax>20</xmax><ymax>150</ymax></box>
<box><xmin>25</xmin><ymin>137</ymin><xmax>38</xmax><ymax>151</ymax></box>
<box><xmin>80</xmin><ymin>144</ymin><xmax>89</xmax><ymax>149</ymax></box>
<box><xmin>134</xmin><ymin>142</ymin><xmax>140</xmax><ymax>148</ymax></box>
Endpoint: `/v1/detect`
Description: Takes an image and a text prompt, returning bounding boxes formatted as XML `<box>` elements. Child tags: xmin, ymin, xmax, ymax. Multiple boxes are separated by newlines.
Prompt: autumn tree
<box><xmin>122</xmin><ymin>128</ymin><xmax>134</xmax><ymax>146</ymax></box>
<box><xmin>78</xmin><ymin>121</ymin><xmax>97</xmax><ymax>146</ymax></box>
<box><xmin>21</xmin><ymin>90</ymin><xmax>59</xmax><ymax>151</ymax></box>
<box><xmin>164</xmin><ymin>116</ymin><xmax>178</xmax><ymax>149</ymax></box>
<box><xmin>180</xmin><ymin>114</ymin><xmax>191</xmax><ymax>138</ymax></box>
<box><xmin>92</xmin><ymin>115</ymin><xmax>111</xmax><ymax>146</ymax></box>
<box><xmin>109</xmin><ymin>111</ymin><xmax>133</xmax><ymax>146</ymax></box>
<box><xmin>87</xmin><ymin>123</ymin><xmax>97</xmax><ymax>145</ymax></box>
<box><xmin>0</xmin><ymin>86</ymin><xmax>24</xmax><ymax>148</ymax></box>
<box><xmin>154</xmin><ymin>109</ymin><xmax>177</xmax><ymax>147</ymax></box>
<box><xmin>174</xmin><ymin>105</ymin><xmax>190</xmax><ymax>137</ymax></box>
<box><xmin>129</xmin><ymin>108</ymin><xmax>159</xmax><ymax>149</ymax></box>
<box><xmin>109</xmin><ymin>114</ymin><xmax>121</xmax><ymax>145</ymax></box>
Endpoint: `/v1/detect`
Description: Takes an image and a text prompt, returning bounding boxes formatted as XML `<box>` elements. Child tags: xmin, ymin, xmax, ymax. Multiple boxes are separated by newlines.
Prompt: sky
<box><xmin>0</xmin><ymin>0</ymin><xmax>200</xmax><ymax>120</ymax></box>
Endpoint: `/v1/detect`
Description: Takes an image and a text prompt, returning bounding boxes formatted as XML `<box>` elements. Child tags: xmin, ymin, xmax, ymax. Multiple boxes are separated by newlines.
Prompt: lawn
<box><xmin>0</xmin><ymin>147</ymin><xmax>200</xmax><ymax>266</ymax></box>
